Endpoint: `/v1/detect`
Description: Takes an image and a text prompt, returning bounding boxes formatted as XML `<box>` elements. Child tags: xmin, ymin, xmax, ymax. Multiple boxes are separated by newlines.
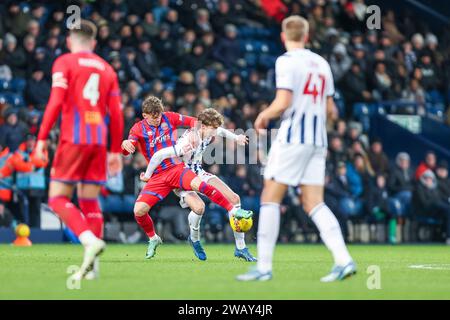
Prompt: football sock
<box><xmin>135</xmin><ymin>213</ymin><xmax>156</xmax><ymax>238</ymax></box>
<box><xmin>257</xmin><ymin>202</ymin><xmax>280</xmax><ymax>273</ymax></box>
<box><xmin>310</xmin><ymin>203</ymin><xmax>353</xmax><ymax>267</ymax></box>
<box><xmin>78</xmin><ymin>230</ymin><xmax>98</xmax><ymax>246</ymax></box>
<box><xmin>49</xmin><ymin>196</ymin><xmax>90</xmax><ymax>237</ymax></box>
<box><xmin>228</xmin><ymin>210</ymin><xmax>246</xmax><ymax>249</ymax></box>
<box><xmin>188</xmin><ymin>210</ymin><xmax>202</xmax><ymax>242</ymax></box>
<box><xmin>199</xmin><ymin>182</ymin><xmax>234</xmax><ymax>211</ymax></box>
<box><xmin>78</xmin><ymin>198</ymin><xmax>104</xmax><ymax>239</ymax></box>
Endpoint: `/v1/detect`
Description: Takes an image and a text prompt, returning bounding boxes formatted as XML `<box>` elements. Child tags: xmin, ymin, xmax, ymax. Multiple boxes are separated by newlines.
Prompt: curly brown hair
<box><xmin>197</xmin><ymin>108</ymin><xmax>224</xmax><ymax>128</ymax></box>
<box><xmin>142</xmin><ymin>96</ymin><xmax>164</xmax><ymax>116</ymax></box>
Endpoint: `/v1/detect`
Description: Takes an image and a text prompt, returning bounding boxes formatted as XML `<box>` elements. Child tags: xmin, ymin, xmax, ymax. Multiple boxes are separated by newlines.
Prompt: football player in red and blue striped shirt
<box><xmin>35</xmin><ymin>20</ymin><xmax>124</xmax><ymax>280</ymax></box>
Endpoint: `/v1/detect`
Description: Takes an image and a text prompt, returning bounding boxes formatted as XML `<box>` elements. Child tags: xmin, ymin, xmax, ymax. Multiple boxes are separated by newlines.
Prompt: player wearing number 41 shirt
<box><xmin>121</xmin><ymin>96</ymin><xmax>253</xmax><ymax>261</ymax></box>
<box><xmin>35</xmin><ymin>20</ymin><xmax>124</xmax><ymax>281</ymax></box>
<box><xmin>237</xmin><ymin>16</ymin><xmax>356</xmax><ymax>282</ymax></box>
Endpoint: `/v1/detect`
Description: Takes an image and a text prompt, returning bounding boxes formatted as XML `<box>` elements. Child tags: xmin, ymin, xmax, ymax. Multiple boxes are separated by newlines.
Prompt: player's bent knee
<box><xmin>190</xmin><ymin>177</ymin><xmax>201</xmax><ymax>191</ymax></box>
<box><xmin>134</xmin><ymin>202</ymin><xmax>150</xmax><ymax>217</ymax></box>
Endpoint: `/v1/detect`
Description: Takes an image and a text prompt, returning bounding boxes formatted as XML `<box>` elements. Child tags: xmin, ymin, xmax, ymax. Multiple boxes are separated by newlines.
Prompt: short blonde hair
<box><xmin>282</xmin><ymin>15</ymin><xmax>309</xmax><ymax>42</ymax></box>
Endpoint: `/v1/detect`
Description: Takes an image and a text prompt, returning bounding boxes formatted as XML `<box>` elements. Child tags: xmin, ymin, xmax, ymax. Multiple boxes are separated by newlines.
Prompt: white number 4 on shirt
<box><xmin>83</xmin><ymin>73</ymin><xmax>100</xmax><ymax>106</ymax></box>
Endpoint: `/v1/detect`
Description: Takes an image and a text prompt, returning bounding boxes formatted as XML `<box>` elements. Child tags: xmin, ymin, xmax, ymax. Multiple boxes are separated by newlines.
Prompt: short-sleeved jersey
<box><xmin>174</xmin><ymin>128</ymin><xmax>215</xmax><ymax>175</ymax></box>
<box><xmin>275</xmin><ymin>48</ymin><xmax>335</xmax><ymax>147</ymax></box>
<box><xmin>38</xmin><ymin>52</ymin><xmax>122</xmax><ymax>149</ymax></box>
<box><xmin>128</xmin><ymin>112</ymin><xmax>196</xmax><ymax>174</ymax></box>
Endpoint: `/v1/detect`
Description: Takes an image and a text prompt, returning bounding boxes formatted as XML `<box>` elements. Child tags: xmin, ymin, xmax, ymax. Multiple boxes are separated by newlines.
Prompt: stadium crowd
<box><xmin>0</xmin><ymin>0</ymin><xmax>450</xmax><ymax>244</ymax></box>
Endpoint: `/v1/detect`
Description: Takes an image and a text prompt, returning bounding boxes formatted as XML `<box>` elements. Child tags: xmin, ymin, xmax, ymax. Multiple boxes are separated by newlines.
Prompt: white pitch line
<box><xmin>408</xmin><ymin>264</ymin><xmax>450</xmax><ymax>270</ymax></box>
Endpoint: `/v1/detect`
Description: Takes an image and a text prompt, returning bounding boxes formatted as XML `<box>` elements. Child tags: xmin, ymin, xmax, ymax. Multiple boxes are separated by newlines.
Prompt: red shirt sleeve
<box><xmin>37</xmin><ymin>56</ymin><xmax>69</xmax><ymax>141</ymax></box>
<box><xmin>165</xmin><ymin>112</ymin><xmax>197</xmax><ymax>128</ymax></box>
<box><xmin>107</xmin><ymin>71</ymin><xmax>124</xmax><ymax>153</ymax></box>
<box><xmin>122</xmin><ymin>122</ymin><xmax>139</xmax><ymax>156</ymax></box>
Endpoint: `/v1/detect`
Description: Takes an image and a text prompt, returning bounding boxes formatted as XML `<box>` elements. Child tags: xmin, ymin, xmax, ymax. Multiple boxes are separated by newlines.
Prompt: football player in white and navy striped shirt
<box><xmin>237</xmin><ymin>16</ymin><xmax>356</xmax><ymax>282</ymax></box>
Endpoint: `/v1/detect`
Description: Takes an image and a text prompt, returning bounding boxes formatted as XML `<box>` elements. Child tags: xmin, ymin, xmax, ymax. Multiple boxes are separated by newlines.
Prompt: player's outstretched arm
<box><xmin>108</xmin><ymin>73</ymin><xmax>124</xmax><ymax>153</ymax></box>
<box><xmin>140</xmin><ymin>147</ymin><xmax>178</xmax><ymax>182</ymax></box>
<box><xmin>216</xmin><ymin>127</ymin><xmax>248</xmax><ymax>145</ymax></box>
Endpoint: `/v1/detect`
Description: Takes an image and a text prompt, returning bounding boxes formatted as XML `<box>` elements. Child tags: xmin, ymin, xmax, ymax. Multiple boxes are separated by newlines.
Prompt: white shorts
<box><xmin>173</xmin><ymin>168</ymin><xmax>217</xmax><ymax>209</ymax></box>
<box><xmin>263</xmin><ymin>142</ymin><xmax>327</xmax><ymax>186</ymax></box>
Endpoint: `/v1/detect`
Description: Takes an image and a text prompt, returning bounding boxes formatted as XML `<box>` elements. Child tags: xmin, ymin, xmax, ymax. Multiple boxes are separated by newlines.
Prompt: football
<box><xmin>229</xmin><ymin>215</ymin><xmax>253</xmax><ymax>233</ymax></box>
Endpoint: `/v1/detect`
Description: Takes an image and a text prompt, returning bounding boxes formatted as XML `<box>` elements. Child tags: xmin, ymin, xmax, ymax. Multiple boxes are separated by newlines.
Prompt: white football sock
<box><xmin>78</xmin><ymin>230</ymin><xmax>98</xmax><ymax>246</ymax></box>
<box><xmin>228</xmin><ymin>209</ymin><xmax>246</xmax><ymax>249</ymax></box>
<box><xmin>257</xmin><ymin>202</ymin><xmax>280</xmax><ymax>273</ymax></box>
<box><xmin>310</xmin><ymin>203</ymin><xmax>353</xmax><ymax>266</ymax></box>
<box><xmin>150</xmin><ymin>234</ymin><xmax>160</xmax><ymax>241</ymax></box>
<box><xmin>188</xmin><ymin>211</ymin><xmax>202</xmax><ymax>242</ymax></box>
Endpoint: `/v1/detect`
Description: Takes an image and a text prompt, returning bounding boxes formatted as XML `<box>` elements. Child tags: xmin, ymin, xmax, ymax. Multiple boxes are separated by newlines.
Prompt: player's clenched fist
<box><xmin>121</xmin><ymin>139</ymin><xmax>136</xmax><ymax>154</ymax></box>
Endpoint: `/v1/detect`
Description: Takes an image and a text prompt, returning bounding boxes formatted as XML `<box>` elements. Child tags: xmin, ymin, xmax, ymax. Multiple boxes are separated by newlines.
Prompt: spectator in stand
<box><xmin>209</xmin><ymin>68</ymin><xmax>231</xmax><ymax>99</ymax></box>
<box><xmin>141</xmin><ymin>12</ymin><xmax>159</xmax><ymax>38</ymax></box>
<box><xmin>415</xmin><ymin>151</ymin><xmax>437</xmax><ymax>180</ymax></box>
<box><xmin>388</xmin><ymin>152</ymin><xmax>414</xmax><ymax>217</ymax></box>
<box><xmin>24</xmin><ymin>66</ymin><xmax>51</xmax><ymax>110</ymax></box>
<box><xmin>182</xmin><ymin>42</ymin><xmax>208</xmax><ymax>73</ymax></box>
<box><xmin>436</xmin><ymin>160</ymin><xmax>450</xmax><ymax>204</ymax></box>
<box><xmin>330</xmin><ymin>43</ymin><xmax>352</xmax><ymax>83</ymax></box>
<box><xmin>194</xmin><ymin>9</ymin><xmax>213</xmax><ymax>36</ymax></box>
<box><xmin>331</xmin><ymin>161</ymin><xmax>363</xmax><ymax>221</ymax></box>
<box><xmin>153</xmin><ymin>23</ymin><xmax>177</xmax><ymax>66</ymax></box>
<box><xmin>13</xmin><ymin>135</ymin><xmax>48</xmax><ymax>227</ymax></box>
<box><xmin>367</xmin><ymin>174</ymin><xmax>399</xmax><ymax>243</ymax></box>
<box><xmin>2</xmin><ymin>33</ymin><xmax>27</xmax><ymax>78</ymax></box>
<box><xmin>212</xmin><ymin>0</ymin><xmax>235</xmax><ymax>34</ymax></box>
<box><xmin>123</xmin><ymin>47</ymin><xmax>145</xmax><ymax>85</ymax></box>
<box><xmin>417</xmin><ymin>52</ymin><xmax>440</xmax><ymax>91</ymax></box>
<box><xmin>0</xmin><ymin>201</ymin><xmax>13</xmax><ymax>228</ymax></box>
<box><xmin>153</xmin><ymin>0</ymin><xmax>171</xmax><ymax>25</ymax></box>
<box><xmin>4</xmin><ymin>2</ymin><xmax>31</xmax><ymax>39</ymax></box>
<box><xmin>413</xmin><ymin>169</ymin><xmax>450</xmax><ymax>245</ymax></box>
<box><xmin>212</xmin><ymin>24</ymin><xmax>240</xmax><ymax>69</ymax></box>
<box><xmin>0</xmin><ymin>109</ymin><xmax>28</xmax><ymax>152</ymax></box>
<box><xmin>372</xmin><ymin>61</ymin><xmax>394</xmax><ymax>100</ymax></box>
<box><xmin>339</xmin><ymin>61</ymin><xmax>371</xmax><ymax>115</ymax></box>
<box><xmin>244</xmin><ymin>70</ymin><xmax>270</xmax><ymax>103</ymax></box>
<box><xmin>402</xmin><ymin>78</ymin><xmax>426</xmax><ymax>114</ymax></box>
<box><xmin>135</xmin><ymin>37</ymin><xmax>160</xmax><ymax>82</ymax></box>
<box><xmin>368</xmin><ymin>138</ymin><xmax>390</xmax><ymax>175</ymax></box>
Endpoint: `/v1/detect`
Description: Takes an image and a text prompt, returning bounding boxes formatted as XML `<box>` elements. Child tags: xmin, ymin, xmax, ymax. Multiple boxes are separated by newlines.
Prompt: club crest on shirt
<box><xmin>160</xmin><ymin>122</ymin><xmax>169</xmax><ymax>131</ymax></box>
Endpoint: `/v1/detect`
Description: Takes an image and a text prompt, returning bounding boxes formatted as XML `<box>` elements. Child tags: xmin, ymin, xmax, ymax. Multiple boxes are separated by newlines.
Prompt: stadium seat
<box><xmin>0</xmin><ymin>92</ymin><xmax>25</xmax><ymax>107</ymax></box>
<box><xmin>10</xmin><ymin>78</ymin><xmax>26</xmax><ymax>93</ymax></box>
<box><xmin>0</xmin><ymin>79</ymin><xmax>10</xmax><ymax>90</ymax></box>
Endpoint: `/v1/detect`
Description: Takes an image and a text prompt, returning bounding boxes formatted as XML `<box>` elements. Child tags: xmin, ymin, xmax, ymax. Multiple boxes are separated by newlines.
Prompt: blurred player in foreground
<box><xmin>140</xmin><ymin>108</ymin><xmax>257</xmax><ymax>261</ymax></box>
<box><xmin>121</xmin><ymin>96</ymin><xmax>253</xmax><ymax>260</ymax></box>
<box><xmin>35</xmin><ymin>20</ymin><xmax>124</xmax><ymax>280</ymax></box>
<box><xmin>237</xmin><ymin>16</ymin><xmax>356</xmax><ymax>282</ymax></box>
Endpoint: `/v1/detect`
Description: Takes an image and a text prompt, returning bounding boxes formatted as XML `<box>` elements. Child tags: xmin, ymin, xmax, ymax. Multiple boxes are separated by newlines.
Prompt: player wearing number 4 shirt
<box><xmin>35</xmin><ymin>20</ymin><xmax>124</xmax><ymax>281</ymax></box>
<box><xmin>237</xmin><ymin>16</ymin><xmax>356</xmax><ymax>282</ymax></box>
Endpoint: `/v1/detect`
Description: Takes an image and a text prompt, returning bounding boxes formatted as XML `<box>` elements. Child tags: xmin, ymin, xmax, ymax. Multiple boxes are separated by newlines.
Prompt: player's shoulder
<box><xmin>131</xmin><ymin>119</ymin><xmax>144</xmax><ymax>131</ymax></box>
<box><xmin>53</xmin><ymin>52</ymin><xmax>73</xmax><ymax>64</ymax></box>
<box><xmin>163</xmin><ymin>111</ymin><xmax>182</xmax><ymax>122</ymax></box>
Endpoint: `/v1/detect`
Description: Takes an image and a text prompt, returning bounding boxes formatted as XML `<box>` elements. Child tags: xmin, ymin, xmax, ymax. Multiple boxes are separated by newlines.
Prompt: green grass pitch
<box><xmin>1</xmin><ymin>243</ymin><xmax>449</xmax><ymax>299</ymax></box>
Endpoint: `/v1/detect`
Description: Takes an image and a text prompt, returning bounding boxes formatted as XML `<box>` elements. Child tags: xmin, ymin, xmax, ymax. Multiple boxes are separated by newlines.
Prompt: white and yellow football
<box><xmin>229</xmin><ymin>215</ymin><xmax>253</xmax><ymax>233</ymax></box>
